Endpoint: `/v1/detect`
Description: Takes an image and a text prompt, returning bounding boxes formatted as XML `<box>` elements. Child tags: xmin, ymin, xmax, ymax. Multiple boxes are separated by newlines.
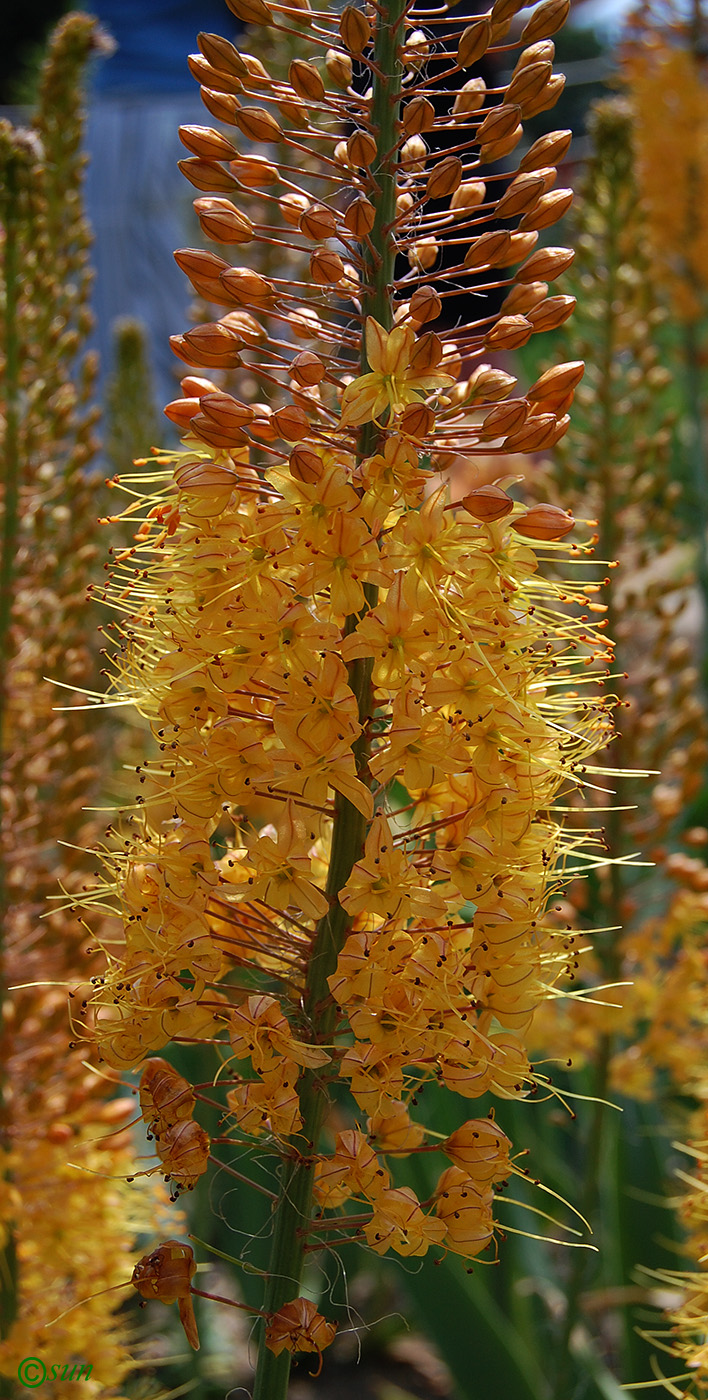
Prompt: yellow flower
<box><xmin>340</xmin><ymin>317</ymin><xmax>454</xmax><ymax>427</ymax></box>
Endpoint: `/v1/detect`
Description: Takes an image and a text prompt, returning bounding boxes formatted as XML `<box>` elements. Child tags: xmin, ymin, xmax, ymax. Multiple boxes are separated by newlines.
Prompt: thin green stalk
<box><xmin>0</xmin><ymin>141</ymin><xmax>22</xmax><ymax>1360</ymax></box>
<box><xmin>251</xmin><ymin>5</ymin><xmax>406</xmax><ymax>1395</ymax></box>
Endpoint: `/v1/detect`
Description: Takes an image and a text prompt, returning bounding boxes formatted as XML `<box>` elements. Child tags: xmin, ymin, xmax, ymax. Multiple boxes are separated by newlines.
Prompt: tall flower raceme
<box><xmin>0</xmin><ymin>18</ymin><xmax>169</xmax><ymax>1396</ymax></box>
<box><xmin>80</xmin><ymin>0</ymin><xmax>613</xmax><ymax>1391</ymax></box>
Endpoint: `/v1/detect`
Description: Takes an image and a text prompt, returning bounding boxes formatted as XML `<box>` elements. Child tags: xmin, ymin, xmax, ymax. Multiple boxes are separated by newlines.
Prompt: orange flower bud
<box><xmin>506</xmin><ymin>59</ymin><xmax>553</xmax><ymax>113</ymax></box>
<box><xmin>173</xmin><ymin>459</ymin><xmax>240</xmax><ymax>515</ymax></box>
<box><xmin>178</xmin><ymin>157</ymin><xmax>238</xmax><ymax>193</ymax></box>
<box><xmin>234</xmin><ymin>105</ymin><xmax>282</xmax><ymax>143</ymax></box>
<box><xmin>191</xmin><ymin>412</ymin><xmax>248</xmax><ymax>449</ymax></box>
<box><xmin>484</xmin><ymin>315</ymin><xmax>533</xmax><ymax>351</ymax></box>
<box><xmin>310</xmin><ymin>248</ymin><xmax>345</xmax><ymax>284</ymax></box>
<box><xmin>504</xmin><ymin>412</ymin><xmax>559</xmax><ymax>451</ymax></box>
<box><xmin>401</xmin><ymin>134</ymin><xmax>428</xmax><ymax>171</ymax></box>
<box><xmin>513</xmin><ymin>503</ymin><xmax>575</xmax><ymax>539</ymax></box>
<box><xmin>501</xmin><ymin>280</ymin><xmax>548</xmax><ymax>315</ymax></box>
<box><xmin>179</xmin><ymin>123</ymin><xmax>238</xmax><ymax>160</ymax></box>
<box><xmin>521</xmin><ymin>72</ymin><xmax>566</xmax><ymax>119</ymax></box>
<box><xmin>199</xmin><ymin>89</ymin><xmax>240</xmax><ymax>126</ymax></box>
<box><xmin>187</xmin><ymin>53</ymin><xmax>242</xmax><ymax>95</ymax></box>
<box><xmin>518</xmin><ymin>128</ymin><xmax>571</xmax><ymax>172</ymax></box>
<box><xmin>164</xmin><ymin>397</ymin><xmax>201</xmax><ymax>430</ymax></box>
<box><xmin>231</xmin><ymin>154</ymin><xmax>278</xmax><ymax>186</ymax></box>
<box><xmin>201</xmin><ymin>391</ymin><xmax>255</xmax><ymax>430</ymax></box>
<box><xmin>526</xmin><ymin>293</ymin><xmax>576</xmax><ymax>331</ymax></box>
<box><xmin>300</xmin><ymin>205</ymin><xmax>338</xmax><ymax>240</ymax></box>
<box><xmin>193</xmin><ymin>196</ymin><xmax>254</xmax><ymax>244</ymax></box>
<box><xmin>340</xmin><ymin>4</ymin><xmax>371</xmax><ymax>54</ymax></box>
<box><xmin>408</xmin><ymin>237</ymin><xmax>439</xmax><ymax>271</ymax></box>
<box><xmin>289</xmin><ymin>445</ymin><xmax>324</xmax><ymax>483</ymax></box>
<box><xmin>272</xmin><ymin>403</ymin><xmax>312</xmax><ymax>441</ymax></box>
<box><xmin>479</xmin><ymin>400</ymin><xmax>528</xmax><ymax>441</ymax></box>
<box><xmin>511</xmin><ymin>39</ymin><xmax>556</xmax><ymax>74</ymax></box>
<box><xmin>347</xmin><ymin>129</ymin><xmax>378</xmax><ymax>167</ymax></box>
<box><xmin>402</xmin><ymin>95</ymin><xmax>435</xmax><ymax>134</ymax></box>
<box><xmin>477</xmin><ymin>103</ymin><xmax>522</xmax><ymax>147</ymax></box>
<box><xmin>457</xmin><ymin>18</ymin><xmax>493</xmax><ymax>69</ymax></box>
<box><xmin>480</xmin><ymin>122</ymin><xmax>523</xmax><ymax>164</ymax></box>
<box><xmin>466</xmin><ymin>364</ymin><xmax>517</xmax><ymax>401</ymax></box>
<box><xmin>409</xmin><ymin>286</ymin><xmax>442</xmax><ymax>325</ymax></box>
<box><xmin>280</xmin><ymin>191</ymin><xmax>310</xmax><ymax>225</ymax></box>
<box><xmin>452</xmin><ymin>77</ymin><xmax>486</xmax><ymax>117</ymax></box>
<box><xmin>289</xmin><ymin>58</ymin><xmax>325</xmax><ymax>102</ymax></box>
<box><xmin>521</xmin><ymin>0</ymin><xmax>571</xmax><ymax>42</ymax></box>
<box><xmin>462</xmin><ymin>485</ymin><xmax>515</xmax><ymax>520</ymax></box>
<box><xmin>399</xmin><ymin>402</ymin><xmax>435</xmax><ymax>439</ymax></box>
<box><xmin>219</xmin><ymin>266</ymin><xmax>276</xmax><ymax>307</ymax></box>
<box><xmin>426</xmin><ymin>156</ymin><xmax>463</xmax><ymax>201</ymax></box>
<box><xmin>495</xmin><ymin>171</ymin><xmax>546</xmax><ymax>220</ymax></box>
<box><xmin>344</xmin><ymin>195</ymin><xmax>376</xmax><ymax>236</ymax></box>
<box><xmin>180</xmin><ymin>374</ymin><xmax>220</xmax><ymax>395</ymax></box>
<box><xmin>492</xmin><ymin>0</ymin><xmax>525</xmax><ymax>23</ymax></box>
<box><xmin>176</xmin><ymin>322</ymin><xmax>243</xmax><ymax>368</ymax></box>
<box><xmin>451</xmin><ymin>180</ymin><xmax>486</xmax><ymax>216</ymax></box>
<box><xmin>527</xmin><ymin>360</ymin><xmax>584</xmax><ymax>405</ymax></box>
<box><xmin>224</xmin><ymin>0</ymin><xmax>272</xmax><ymax>23</ymax></box>
<box><xmin>516</xmin><ymin>244</ymin><xmax>574</xmax><ymax>282</ymax></box>
<box><xmin>290</xmin><ymin>350</ymin><xmax>326</xmax><ymax>386</ymax></box>
<box><xmin>197</xmin><ymin>30</ymin><xmax>248</xmax><ymax>79</ymax></box>
<box><xmin>464</xmin><ymin>230</ymin><xmax>513</xmax><ymax>270</ymax></box>
<box><xmin>409</xmin><ymin>330</ymin><xmax>444</xmax><ymax>373</ymax></box>
<box><xmin>325</xmin><ymin>47</ymin><xmax>353</xmax><ymax>88</ymax></box>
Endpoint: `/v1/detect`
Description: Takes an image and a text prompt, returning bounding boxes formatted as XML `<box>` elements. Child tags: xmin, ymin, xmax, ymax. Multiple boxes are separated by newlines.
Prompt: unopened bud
<box><xmin>250</xmin><ymin>404</ymin><xmax>277</xmax><ymax>442</ymax></box>
<box><xmin>504</xmin><ymin>412</ymin><xmax>557</xmax><ymax>450</ymax></box>
<box><xmin>188</xmin><ymin>53</ymin><xmax>242</xmax><ymax>95</ymax></box>
<box><xmin>401</xmin><ymin>135</ymin><xmax>428</xmax><ymax>171</ymax></box>
<box><xmin>200</xmin><ymin>89</ymin><xmax>241</xmax><ymax>125</ymax></box>
<box><xmin>410</xmin><ymin>331</ymin><xmax>444</xmax><ymax>372</ymax></box>
<box><xmin>192</xmin><ymin>412</ymin><xmax>246</xmax><ymax>449</ymax></box>
<box><xmin>479</xmin><ymin>401</ymin><xmax>528</xmax><ymax>440</ymax></box>
<box><xmin>492</xmin><ymin>0</ymin><xmax>525</xmax><ymax>23</ymax></box>
<box><xmin>526</xmin><ymin>293</ymin><xmax>575</xmax><ymax>330</ymax></box>
<box><xmin>409</xmin><ymin>286</ymin><xmax>442</xmax><ymax>325</ymax></box>
<box><xmin>453</xmin><ymin>77</ymin><xmax>486</xmax><ymax>117</ymax></box>
<box><xmin>179</xmin><ymin>124</ymin><xmax>238</xmax><ymax>160</ymax></box>
<box><xmin>224</xmin><ymin>0</ymin><xmax>272</xmax><ymax>23</ymax></box>
<box><xmin>457</xmin><ymin>17</ymin><xmax>493</xmax><ymax>68</ymax></box>
<box><xmin>426</xmin><ymin>156</ymin><xmax>463</xmax><ymax>201</ymax></box>
<box><xmin>513</xmin><ymin>503</ymin><xmax>574</xmax><ymax>539</ymax></box>
<box><xmin>340</xmin><ymin>5</ymin><xmax>371</xmax><ymax>54</ymax></box>
<box><xmin>234</xmin><ymin>105</ymin><xmax>282</xmax><ymax>143</ymax></box>
<box><xmin>325</xmin><ymin>48</ymin><xmax>353</xmax><ymax>88</ymax></box>
<box><xmin>178</xmin><ymin>158</ymin><xmax>238</xmax><ymax>193</ymax></box>
<box><xmin>506</xmin><ymin>60</ymin><xmax>553</xmax><ymax>113</ymax></box>
<box><xmin>289</xmin><ymin>445</ymin><xmax>324</xmax><ymax>483</ymax></box>
<box><xmin>477</xmin><ymin>103</ymin><xmax>521</xmax><ymax>146</ymax></box>
<box><xmin>464</xmin><ymin>230</ymin><xmax>512</xmax><ymax>270</ymax></box>
<box><xmin>521</xmin><ymin>73</ymin><xmax>566</xmax><ymax>120</ymax></box>
<box><xmin>400</xmin><ymin>402</ymin><xmax>436</xmax><ymax>438</ymax></box>
<box><xmin>512</xmin><ymin>40</ymin><xmax>555</xmax><ymax>74</ymax></box>
<box><xmin>310</xmin><ymin>248</ymin><xmax>345</xmax><ymax>284</ymax></box>
<box><xmin>197</xmin><ymin>31</ymin><xmax>248</xmax><ymax>79</ymax></box>
<box><xmin>495</xmin><ymin>171</ymin><xmax>546</xmax><ymax>220</ymax></box>
<box><xmin>462</xmin><ymin>485</ymin><xmax>514</xmax><ymax>521</ymax></box>
<box><xmin>220</xmin><ymin>266</ymin><xmax>275</xmax><ymax>308</ymax></box>
<box><xmin>180</xmin><ymin>376</ymin><xmax>220</xmax><ymax>396</ymax></box>
<box><xmin>396</xmin><ymin>191</ymin><xmax>415</xmax><ymax>218</ymax></box>
<box><xmin>179</xmin><ymin>322</ymin><xmax>243</xmax><ymax>367</ymax></box>
<box><xmin>281</xmin><ymin>191</ymin><xmax>310</xmax><ymax>224</ymax></box>
<box><xmin>300</xmin><ymin>205</ymin><xmax>338</xmax><ymax>240</ymax></box>
<box><xmin>466</xmin><ymin>364</ymin><xmax>517</xmax><ymax>402</ymax></box>
<box><xmin>402</xmin><ymin>95</ymin><xmax>435</xmax><ymax>134</ymax></box>
<box><xmin>344</xmin><ymin>195</ymin><xmax>376</xmax><ymax>236</ymax></box>
<box><xmin>272</xmin><ymin>403</ymin><xmax>312</xmax><ymax>440</ymax></box>
<box><xmin>408</xmin><ymin>237</ymin><xmax>439</xmax><ymax>271</ymax></box>
<box><xmin>289</xmin><ymin>58</ymin><xmax>325</xmax><ymax>102</ymax></box>
<box><xmin>519</xmin><ymin>187</ymin><xmax>573</xmax><ymax>231</ymax></box>
<box><xmin>518</xmin><ymin>128</ymin><xmax>571</xmax><ymax>172</ymax></box>
<box><xmin>291</xmin><ymin>351</ymin><xmax>326</xmax><ymax>386</ymax></box>
<box><xmin>516</xmin><ymin>244</ymin><xmax>574</xmax><ymax>282</ymax></box>
<box><xmin>501</xmin><ymin>280</ymin><xmax>548</xmax><ymax>315</ymax></box>
<box><xmin>480</xmin><ymin>123</ymin><xmax>523</xmax><ymax>164</ymax></box>
<box><xmin>485</xmin><ymin>315</ymin><xmax>533</xmax><ymax>351</ymax></box>
<box><xmin>527</xmin><ymin>361</ymin><xmax>584</xmax><ymax>405</ymax></box>
<box><xmin>402</xmin><ymin>29</ymin><xmax>430</xmax><ymax>69</ymax></box>
<box><xmin>231</xmin><ymin>154</ymin><xmax>278</xmax><ymax>186</ymax></box>
<box><xmin>221</xmin><ymin>309</ymin><xmax>265</xmax><ymax>343</ymax></box>
<box><xmin>521</xmin><ymin>0</ymin><xmax>571</xmax><ymax>43</ymax></box>
<box><xmin>173</xmin><ymin>458</ymin><xmax>240</xmax><ymax>513</ymax></box>
<box><xmin>347</xmin><ymin>129</ymin><xmax>378</xmax><ymax>167</ymax></box>
<box><xmin>200</xmin><ymin>392</ymin><xmax>255</xmax><ymax>430</ymax></box>
<box><xmin>451</xmin><ymin>180</ymin><xmax>486</xmax><ymax>216</ymax></box>
<box><xmin>164</xmin><ymin>397</ymin><xmax>202</xmax><ymax>430</ymax></box>
<box><xmin>193</xmin><ymin>196</ymin><xmax>253</xmax><ymax>245</ymax></box>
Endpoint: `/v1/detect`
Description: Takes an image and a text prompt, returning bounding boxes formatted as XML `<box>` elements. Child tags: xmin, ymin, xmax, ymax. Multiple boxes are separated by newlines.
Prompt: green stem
<box><xmin>0</xmin><ymin>143</ymin><xmax>22</xmax><ymax>1357</ymax></box>
<box><xmin>250</xmin><ymin>5</ymin><xmax>406</xmax><ymax>1397</ymax></box>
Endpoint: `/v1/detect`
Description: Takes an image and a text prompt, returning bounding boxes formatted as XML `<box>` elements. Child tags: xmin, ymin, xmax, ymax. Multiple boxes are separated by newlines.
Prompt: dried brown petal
<box><xmin>408</xmin><ymin>237</ymin><xmax>439</xmax><ymax>271</ymax></box>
